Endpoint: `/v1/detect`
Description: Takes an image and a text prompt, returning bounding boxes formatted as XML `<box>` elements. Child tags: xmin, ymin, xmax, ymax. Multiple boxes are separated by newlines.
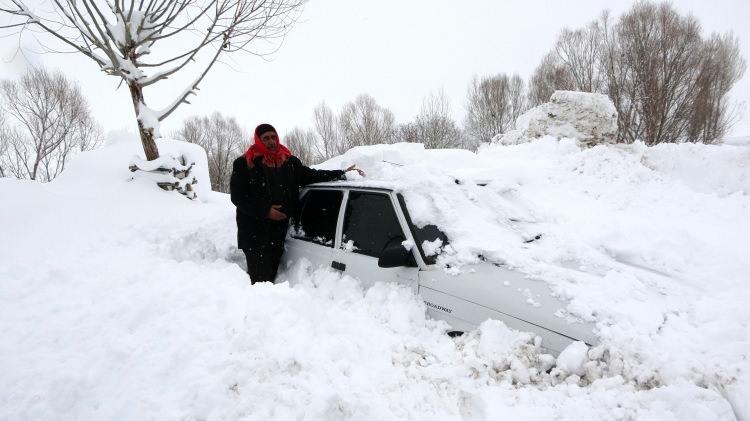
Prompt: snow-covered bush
<box><xmin>496</xmin><ymin>91</ymin><xmax>617</xmax><ymax>147</ymax></box>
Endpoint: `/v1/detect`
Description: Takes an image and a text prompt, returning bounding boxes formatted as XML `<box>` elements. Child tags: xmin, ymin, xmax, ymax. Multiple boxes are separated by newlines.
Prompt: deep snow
<box><xmin>1</xmin><ymin>134</ymin><xmax>748</xmax><ymax>420</ymax></box>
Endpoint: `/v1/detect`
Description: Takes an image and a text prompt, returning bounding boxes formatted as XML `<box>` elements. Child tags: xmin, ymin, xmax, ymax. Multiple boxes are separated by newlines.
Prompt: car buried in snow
<box><xmin>280</xmin><ymin>182</ymin><xmax>598</xmax><ymax>354</ymax></box>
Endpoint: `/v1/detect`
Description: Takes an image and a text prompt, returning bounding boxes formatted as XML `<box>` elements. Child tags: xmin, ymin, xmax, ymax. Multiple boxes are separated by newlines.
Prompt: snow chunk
<box><xmin>422</xmin><ymin>238</ymin><xmax>443</xmax><ymax>256</ymax></box>
<box><xmin>342</xmin><ymin>239</ymin><xmax>357</xmax><ymax>252</ymax></box>
<box><xmin>556</xmin><ymin>341</ymin><xmax>589</xmax><ymax>376</ymax></box>
<box><xmin>477</xmin><ymin>319</ymin><xmax>534</xmax><ymax>357</ymax></box>
<box><xmin>497</xmin><ymin>91</ymin><xmax>617</xmax><ymax>147</ymax></box>
<box><xmin>137</xmin><ymin>102</ymin><xmax>161</xmax><ymax>135</ymax></box>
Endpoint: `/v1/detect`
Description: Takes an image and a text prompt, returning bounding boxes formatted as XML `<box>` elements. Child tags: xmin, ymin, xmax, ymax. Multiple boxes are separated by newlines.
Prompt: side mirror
<box><xmin>378</xmin><ymin>240</ymin><xmax>417</xmax><ymax>268</ymax></box>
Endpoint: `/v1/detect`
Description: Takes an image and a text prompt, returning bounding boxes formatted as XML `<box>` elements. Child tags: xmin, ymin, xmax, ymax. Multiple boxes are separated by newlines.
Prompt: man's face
<box><xmin>260</xmin><ymin>131</ymin><xmax>279</xmax><ymax>151</ymax></box>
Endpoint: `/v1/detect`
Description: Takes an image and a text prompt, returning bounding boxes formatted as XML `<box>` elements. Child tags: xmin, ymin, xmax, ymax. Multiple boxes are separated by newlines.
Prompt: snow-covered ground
<box><xmin>1</xmin><ymin>134</ymin><xmax>748</xmax><ymax>420</ymax></box>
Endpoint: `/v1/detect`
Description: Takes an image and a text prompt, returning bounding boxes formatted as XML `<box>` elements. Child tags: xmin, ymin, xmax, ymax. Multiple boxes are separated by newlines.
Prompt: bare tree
<box><xmin>615</xmin><ymin>1</ymin><xmax>703</xmax><ymax>144</ymax></box>
<box><xmin>688</xmin><ymin>32</ymin><xmax>746</xmax><ymax>143</ymax></box>
<box><xmin>176</xmin><ymin>112</ymin><xmax>244</xmax><ymax>193</ymax></box>
<box><xmin>465</xmin><ymin>74</ymin><xmax>526</xmax><ymax>144</ymax></box>
<box><xmin>554</xmin><ymin>21</ymin><xmax>604</xmax><ymax>93</ymax></box>
<box><xmin>1</xmin><ymin>0</ymin><xmax>304</xmax><ymax>161</ymax></box>
<box><xmin>312</xmin><ymin>102</ymin><xmax>341</xmax><ymax>160</ymax></box>
<box><xmin>397</xmin><ymin>122</ymin><xmax>419</xmax><ymax>144</ymax></box>
<box><xmin>527</xmin><ymin>52</ymin><xmax>576</xmax><ymax>107</ymax></box>
<box><xmin>412</xmin><ymin>90</ymin><xmax>462</xmax><ymax>149</ymax></box>
<box><xmin>338</xmin><ymin>94</ymin><xmax>396</xmax><ymax>151</ymax></box>
<box><xmin>507</xmin><ymin>75</ymin><xmax>527</xmax><ymax>128</ymax></box>
<box><xmin>0</xmin><ymin>67</ymin><xmax>102</xmax><ymax>182</ymax></box>
<box><xmin>0</xmin><ymin>112</ymin><xmax>8</xmax><ymax>178</ymax></box>
<box><xmin>598</xmin><ymin>10</ymin><xmax>641</xmax><ymax>143</ymax></box>
<box><xmin>283</xmin><ymin>127</ymin><xmax>317</xmax><ymax>165</ymax></box>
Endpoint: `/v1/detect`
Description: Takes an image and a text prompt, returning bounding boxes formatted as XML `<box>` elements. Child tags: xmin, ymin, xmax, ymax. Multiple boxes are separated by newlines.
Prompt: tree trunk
<box><xmin>128</xmin><ymin>82</ymin><xmax>160</xmax><ymax>161</ymax></box>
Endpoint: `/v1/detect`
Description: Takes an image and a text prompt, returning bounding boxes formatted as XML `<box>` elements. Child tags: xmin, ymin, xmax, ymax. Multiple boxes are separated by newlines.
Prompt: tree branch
<box><xmin>157</xmin><ymin>40</ymin><xmax>223</xmax><ymax>121</ymax></box>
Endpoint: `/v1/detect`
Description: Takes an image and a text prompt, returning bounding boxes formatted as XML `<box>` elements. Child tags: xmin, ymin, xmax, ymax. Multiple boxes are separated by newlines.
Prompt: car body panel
<box><xmin>328</xmin><ymin>188</ymin><xmax>422</xmax><ymax>292</ymax></box>
<box><xmin>332</xmin><ymin>249</ymin><xmax>420</xmax><ymax>293</ymax></box>
<box><xmin>418</xmin><ymin>265</ymin><xmax>598</xmax><ymax>354</ymax></box>
<box><xmin>282</xmin><ymin>183</ymin><xmax>598</xmax><ymax>354</ymax></box>
<box><xmin>284</xmin><ymin>236</ymin><xmax>335</xmax><ymax>272</ymax></box>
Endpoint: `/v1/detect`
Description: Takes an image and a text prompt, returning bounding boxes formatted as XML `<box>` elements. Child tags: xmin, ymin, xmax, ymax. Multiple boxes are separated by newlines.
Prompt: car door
<box><xmin>330</xmin><ymin>189</ymin><xmax>420</xmax><ymax>292</ymax></box>
<box><xmin>282</xmin><ymin>188</ymin><xmax>344</xmax><ymax>275</ymax></box>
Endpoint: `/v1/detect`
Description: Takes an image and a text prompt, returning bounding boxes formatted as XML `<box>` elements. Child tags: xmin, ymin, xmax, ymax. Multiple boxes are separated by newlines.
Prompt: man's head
<box><xmin>255</xmin><ymin>124</ymin><xmax>278</xmax><ymax>151</ymax></box>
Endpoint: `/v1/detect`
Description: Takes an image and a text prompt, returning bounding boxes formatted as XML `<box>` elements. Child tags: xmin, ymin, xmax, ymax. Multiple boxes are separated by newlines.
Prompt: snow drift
<box><xmin>1</xmin><ymin>132</ymin><xmax>748</xmax><ymax>420</ymax></box>
<box><xmin>496</xmin><ymin>90</ymin><xmax>618</xmax><ymax>146</ymax></box>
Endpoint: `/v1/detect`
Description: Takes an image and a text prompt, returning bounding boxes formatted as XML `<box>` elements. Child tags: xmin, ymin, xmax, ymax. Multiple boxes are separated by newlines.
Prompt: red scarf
<box><xmin>244</xmin><ymin>131</ymin><xmax>292</xmax><ymax>168</ymax></box>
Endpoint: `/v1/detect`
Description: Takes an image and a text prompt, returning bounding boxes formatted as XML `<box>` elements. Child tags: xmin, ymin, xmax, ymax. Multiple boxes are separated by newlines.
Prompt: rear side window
<box><xmin>294</xmin><ymin>190</ymin><xmax>343</xmax><ymax>247</ymax></box>
<box><xmin>342</xmin><ymin>192</ymin><xmax>405</xmax><ymax>258</ymax></box>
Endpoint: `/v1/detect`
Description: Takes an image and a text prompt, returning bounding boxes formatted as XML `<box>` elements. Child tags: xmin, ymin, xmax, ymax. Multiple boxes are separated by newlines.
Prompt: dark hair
<box><xmin>255</xmin><ymin>123</ymin><xmax>276</xmax><ymax>138</ymax></box>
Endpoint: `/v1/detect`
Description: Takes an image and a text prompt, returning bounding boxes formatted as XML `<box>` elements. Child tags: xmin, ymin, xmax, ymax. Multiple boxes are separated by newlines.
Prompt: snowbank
<box><xmin>497</xmin><ymin>91</ymin><xmax>618</xmax><ymax>147</ymax></box>
<box><xmin>319</xmin><ymin>138</ymin><xmax>750</xmax><ymax>416</ymax></box>
<box><xmin>1</xmin><ymin>134</ymin><xmax>748</xmax><ymax>419</ymax></box>
<box><xmin>54</xmin><ymin>132</ymin><xmax>214</xmax><ymax>201</ymax></box>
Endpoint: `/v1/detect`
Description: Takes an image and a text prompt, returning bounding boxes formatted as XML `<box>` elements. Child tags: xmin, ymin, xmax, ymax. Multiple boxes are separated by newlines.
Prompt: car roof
<box><xmin>305</xmin><ymin>180</ymin><xmax>398</xmax><ymax>191</ymax></box>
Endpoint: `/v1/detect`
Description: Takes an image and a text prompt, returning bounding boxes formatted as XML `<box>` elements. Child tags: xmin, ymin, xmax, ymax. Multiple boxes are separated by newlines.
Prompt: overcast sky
<box><xmin>1</xmin><ymin>0</ymin><xmax>749</xmax><ymax>141</ymax></box>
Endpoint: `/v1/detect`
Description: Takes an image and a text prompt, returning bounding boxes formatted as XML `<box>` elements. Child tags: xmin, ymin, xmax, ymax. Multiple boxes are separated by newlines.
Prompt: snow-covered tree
<box><xmin>0</xmin><ymin>0</ymin><xmax>303</xmax><ymax>161</ymax></box>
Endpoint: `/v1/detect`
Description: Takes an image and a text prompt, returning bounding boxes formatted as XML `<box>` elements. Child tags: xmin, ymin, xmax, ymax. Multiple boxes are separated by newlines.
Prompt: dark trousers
<box><xmin>242</xmin><ymin>244</ymin><xmax>284</xmax><ymax>284</ymax></box>
<box><xmin>241</xmin><ymin>219</ymin><xmax>288</xmax><ymax>284</ymax></box>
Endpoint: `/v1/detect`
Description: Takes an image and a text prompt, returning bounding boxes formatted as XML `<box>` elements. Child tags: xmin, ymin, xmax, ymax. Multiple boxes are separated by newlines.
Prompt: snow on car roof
<box><xmin>314</xmin><ymin>140</ymin><xmax>750</xmax><ymax>343</ymax></box>
<box><xmin>314</xmin><ymin>142</ymin><xmax>546</xmax><ymax>270</ymax></box>
<box><xmin>306</xmin><ymin>179</ymin><xmax>400</xmax><ymax>190</ymax></box>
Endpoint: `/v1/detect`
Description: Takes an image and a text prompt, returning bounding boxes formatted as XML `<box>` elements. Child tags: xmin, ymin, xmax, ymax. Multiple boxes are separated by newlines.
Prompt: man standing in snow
<box><xmin>230</xmin><ymin>123</ymin><xmax>363</xmax><ymax>284</ymax></box>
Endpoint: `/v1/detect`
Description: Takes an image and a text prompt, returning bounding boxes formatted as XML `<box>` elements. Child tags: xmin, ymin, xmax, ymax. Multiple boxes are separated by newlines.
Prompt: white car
<box><xmin>281</xmin><ymin>182</ymin><xmax>597</xmax><ymax>354</ymax></box>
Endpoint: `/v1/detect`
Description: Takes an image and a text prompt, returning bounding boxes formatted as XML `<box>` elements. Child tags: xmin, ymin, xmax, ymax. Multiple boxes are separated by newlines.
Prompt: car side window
<box><xmin>293</xmin><ymin>189</ymin><xmax>343</xmax><ymax>247</ymax></box>
<box><xmin>342</xmin><ymin>191</ymin><xmax>405</xmax><ymax>258</ymax></box>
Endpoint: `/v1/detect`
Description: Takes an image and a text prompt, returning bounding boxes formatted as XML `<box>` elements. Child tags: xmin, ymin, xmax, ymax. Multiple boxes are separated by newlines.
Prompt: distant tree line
<box><xmin>272</xmin><ymin>1</ymin><xmax>744</xmax><ymax>166</ymax></box>
<box><xmin>178</xmin><ymin>1</ymin><xmax>746</xmax><ymax>192</ymax></box>
<box><xmin>529</xmin><ymin>1</ymin><xmax>745</xmax><ymax>145</ymax></box>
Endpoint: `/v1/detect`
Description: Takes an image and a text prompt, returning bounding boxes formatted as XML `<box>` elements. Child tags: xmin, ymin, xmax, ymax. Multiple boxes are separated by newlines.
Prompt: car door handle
<box><xmin>331</xmin><ymin>261</ymin><xmax>346</xmax><ymax>271</ymax></box>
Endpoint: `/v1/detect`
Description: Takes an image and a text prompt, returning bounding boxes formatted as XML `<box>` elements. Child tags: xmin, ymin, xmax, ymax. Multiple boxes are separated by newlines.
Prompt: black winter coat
<box><xmin>230</xmin><ymin>155</ymin><xmax>344</xmax><ymax>250</ymax></box>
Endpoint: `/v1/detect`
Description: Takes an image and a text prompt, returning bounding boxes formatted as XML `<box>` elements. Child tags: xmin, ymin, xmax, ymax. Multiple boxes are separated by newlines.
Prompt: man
<box><xmin>230</xmin><ymin>123</ymin><xmax>363</xmax><ymax>284</ymax></box>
